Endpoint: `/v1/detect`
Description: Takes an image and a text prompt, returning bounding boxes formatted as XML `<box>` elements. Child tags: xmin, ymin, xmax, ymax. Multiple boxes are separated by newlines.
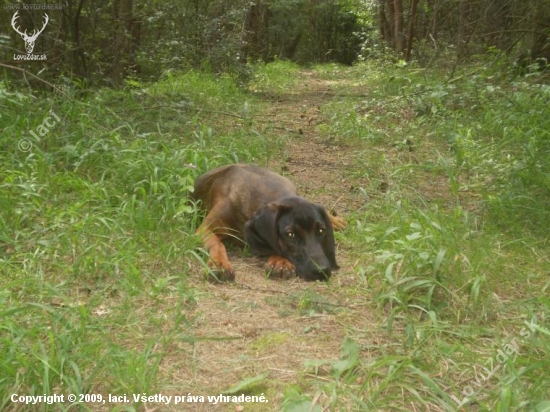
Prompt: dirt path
<box><xmin>262</xmin><ymin>71</ymin><xmax>363</xmax><ymax>213</ymax></box>
<box><xmin>172</xmin><ymin>71</ymin><xmax>377</xmax><ymax>411</ymax></box>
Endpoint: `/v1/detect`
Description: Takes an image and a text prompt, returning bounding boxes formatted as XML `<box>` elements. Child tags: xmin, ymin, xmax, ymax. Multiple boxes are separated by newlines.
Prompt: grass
<box><xmin>299</xmin><ymin>59</ymin><xmax>550</xmax><ymax>410</ymax></box>
<box><xmin>248</xmin><ymin>60</ymin><xmax>303</xmax><ymax>95</ymax></box>
<box><xmin>0</xmin><ymin>70</ymin><xmax>275</xmax><ymax>411</ymax></box>
<box><xmin>1</xmin><ymin>59</ymin><xmax>550</xmax><ymax>411</ymax></box>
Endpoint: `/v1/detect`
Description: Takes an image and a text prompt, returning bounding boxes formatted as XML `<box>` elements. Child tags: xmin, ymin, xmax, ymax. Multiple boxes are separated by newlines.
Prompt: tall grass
<box><xmin>0</xmin><ymin>70</ymin><xmax>276</xmax><ymax>409</ymax></box>
<box><xmin>286</xmin><ymin>58</ymin><xmax>550</xmax><ymax>411</ymax></box>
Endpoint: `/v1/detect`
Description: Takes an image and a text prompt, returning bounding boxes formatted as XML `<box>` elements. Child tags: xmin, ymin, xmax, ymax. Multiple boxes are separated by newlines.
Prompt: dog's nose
<box><xmin>311</xmin><ymin>265</ymin><xmax>331</xmax><ymax>281</ymax></box>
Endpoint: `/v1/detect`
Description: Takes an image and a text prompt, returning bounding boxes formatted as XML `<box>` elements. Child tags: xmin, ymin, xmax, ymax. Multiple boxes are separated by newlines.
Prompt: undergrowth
<box><xmin>0</xmin><ymin>70</ymin><xmax>279</xmax><ymax>410</ymax></box>
<box><xmin>286</xmin><ymin>58</ymin><xmax>550</xmax><ymax>411</ymax></box>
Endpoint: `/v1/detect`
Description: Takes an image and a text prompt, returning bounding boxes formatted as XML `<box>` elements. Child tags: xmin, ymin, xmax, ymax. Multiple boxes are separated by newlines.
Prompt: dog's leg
<box><xmin>196</xmin><ymin>208</ymin><xmax>235</xmax><ymax>281</ymax></box>
<box><xmin>265</xmin><ymin>255</ymin><xmax>296</xmax><ymax>279</ymax></box>
<box><xmin>328</xmin><ymin>213</ymin><xmax>347</xmax><ymax>231</ymax></box>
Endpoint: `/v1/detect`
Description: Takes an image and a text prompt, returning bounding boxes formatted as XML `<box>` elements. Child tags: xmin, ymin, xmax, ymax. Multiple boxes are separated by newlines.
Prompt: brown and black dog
<box><xmin>192</xmin><ymin>164</ymin><xmax>345</xmax><ymax>281</ymax></box>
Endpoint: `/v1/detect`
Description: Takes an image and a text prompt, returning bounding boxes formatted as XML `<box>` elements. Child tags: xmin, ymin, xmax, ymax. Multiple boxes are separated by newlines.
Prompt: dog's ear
<box><xmin>244</xmin><ymin>203</ymin><xmax>288</xmax><ymax>257</ymax></box>
<box><xmin>318</xmin><ymin>206</ymin><xmax>339</xmax><ymax>270</ymax></box>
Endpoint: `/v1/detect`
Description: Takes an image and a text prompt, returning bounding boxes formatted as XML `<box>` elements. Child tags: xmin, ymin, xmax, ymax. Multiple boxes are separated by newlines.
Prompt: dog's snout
<box><xmin>316</xmin><ymin>266</ymin><xmax>332</xmax><ymax>279</ymax></box>
<box><xmin>305</xmin><ymin>259</ymin><xmax>332</xmax><ymax>281</ymax></box>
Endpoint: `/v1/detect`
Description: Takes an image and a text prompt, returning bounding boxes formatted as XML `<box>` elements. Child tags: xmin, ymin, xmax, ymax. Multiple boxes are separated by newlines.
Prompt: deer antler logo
<box><xmin>11</xmin><ymin>11</ymin><xmax>49</xmax><ymax>54</ymax></box>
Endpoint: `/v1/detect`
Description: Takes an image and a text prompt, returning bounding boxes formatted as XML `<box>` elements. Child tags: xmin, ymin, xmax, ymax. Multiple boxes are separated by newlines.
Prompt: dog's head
<box><xmin>243</xmin><ymin>196</ymin><xmax>339</xmax><ymax>281</ymax></box>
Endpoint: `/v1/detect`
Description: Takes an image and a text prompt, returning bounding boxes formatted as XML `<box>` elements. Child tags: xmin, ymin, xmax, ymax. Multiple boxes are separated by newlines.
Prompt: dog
<box><xmin>191</xmin><ymin>164</ymin><xmax>345</xmax><ymax>281</ymax></box>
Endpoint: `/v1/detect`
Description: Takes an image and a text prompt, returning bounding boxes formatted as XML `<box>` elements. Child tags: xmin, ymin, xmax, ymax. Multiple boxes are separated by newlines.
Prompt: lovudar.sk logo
<box><xmin>11</xmin><ymin>11</ymin><xmax>48</xmax><ymax>61</ymax></box>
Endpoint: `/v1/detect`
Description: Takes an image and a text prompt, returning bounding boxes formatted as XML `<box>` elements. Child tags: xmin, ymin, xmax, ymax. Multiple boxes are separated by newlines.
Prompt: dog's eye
<box><xmin>286</xmin><ymin>231</ymin><xmax>295</xmax><ymax>239</ymax></box>
<box><xmin>317</xmin><ymin>228</ymin><xmax>326</xmax><ymax>236</ymax></box>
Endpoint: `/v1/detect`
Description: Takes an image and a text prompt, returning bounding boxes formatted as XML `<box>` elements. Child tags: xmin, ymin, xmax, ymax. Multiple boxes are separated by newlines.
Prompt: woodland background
<box><xmin>1</xmin><ymin>0</ymin><xmax>549</xmax><ymax>84</ymax></box>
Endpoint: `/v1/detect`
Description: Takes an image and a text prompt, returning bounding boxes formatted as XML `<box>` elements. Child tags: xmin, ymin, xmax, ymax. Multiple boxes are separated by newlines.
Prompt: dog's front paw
<box><xmin>207</xmin><ymin>259</ymin><xmax>235</xmax><ymax>282</ymax></box>
<box><xmin>329</xmin><ymin>213</ymin><xmax>347</xmax><ymax>231</ymax></box>
<box><xmin>265</xmin><ymin>255</ymin><xmax>296</xmax><ymax>279</ymax></box>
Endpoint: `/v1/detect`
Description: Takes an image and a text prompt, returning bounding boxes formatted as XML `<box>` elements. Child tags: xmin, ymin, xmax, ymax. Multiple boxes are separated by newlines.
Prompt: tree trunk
<box><xmin>110</xmin><ymin>0</ymin><xmax>137</xmax><ymax>84</ymax></box>
<box><xmin>405</xmin><ymin>0</ymin><xmax>419</xmax><ymax>61</ymax></box>
<box><xmin>457</xmin><ymin>0</ymin><xmax>472</xmax><ymax>59</ymax></box>
<box><xmin>530</xmin><ymin>0</ymin><xmax>550</xmax><ymax>61</ymax></box>
<box><xmin>71</xmin><ymin>0</ymin><xmax>87</xmax><ymax>77</ymax></box>
<box><xmin>429</xmin><ymin>0</ymin><xmax>440</xmax><ymax>47</ymax></box>
<box><xmin>243</xmin><ymin>0</ymin><xmax>269</xmax><ymax>61</ymax></box>
<box><xmin>393</xmin><ymin>0</ymin><xmax>405</xmax><ymax>55</ymax></box>
<box><xmin>379</xmin><ymin>0</ymin><xmax>393</xmax><ymax>45</ymax></box>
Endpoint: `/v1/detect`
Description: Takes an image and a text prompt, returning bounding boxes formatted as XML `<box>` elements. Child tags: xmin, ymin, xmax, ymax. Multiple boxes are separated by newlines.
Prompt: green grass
<box><xmin>287</xmin><ymin>59</ymin><xmax>550</xmax><ymax>410</ymax></box>
<box><xmin>0</xmin><ymin>71</ymin><xmax>276</xmax><ymax>410</ymax></box>
<box><xmin>2</xmin><ymin>60</ymin><xmax>550</xmax><ymax>411</ymax></box>
<box><xmin>248</xmin><ymin>60</ymin><xmax>303</xmax><ymax>95</ymax></box>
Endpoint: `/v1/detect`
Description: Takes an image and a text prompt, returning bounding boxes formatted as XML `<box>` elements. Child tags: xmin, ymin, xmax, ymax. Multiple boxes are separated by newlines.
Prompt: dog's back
<box><xmin>192</xmin><ymin>164</ymin><xmax>296</xmax><ymax>231</ymax></box>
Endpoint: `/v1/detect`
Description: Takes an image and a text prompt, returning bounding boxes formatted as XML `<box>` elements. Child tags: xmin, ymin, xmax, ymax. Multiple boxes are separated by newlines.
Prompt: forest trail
<box><xmin>261</xmin><ymin>70</ymin><xmax>366</xmax><ymax>214</ymax></box>
<box><xmin>169</xmin><ymin>70</ymin><xmax>377</xmax><ymax>410</ymax></box>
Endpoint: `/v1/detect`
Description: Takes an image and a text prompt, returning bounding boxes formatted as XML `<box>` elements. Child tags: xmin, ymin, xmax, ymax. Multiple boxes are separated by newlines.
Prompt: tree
<box><xmin>110</xmin><ymin>0</ymin><xmax>140</xmax><ymax>84</ymax></box>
